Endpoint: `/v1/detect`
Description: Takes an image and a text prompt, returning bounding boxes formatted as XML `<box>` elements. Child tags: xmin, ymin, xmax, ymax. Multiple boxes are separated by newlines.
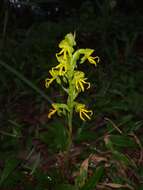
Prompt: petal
<box><xmin>95</xmin><ymin>56</ymin><xmax>100</xmax><ymax>63</ymax></box>
<box><xmin>85</xmin><ymin>110</ymin><xmax>93</xmax><ymax>116</ymax></box>
<box><xmin>81</xmin><ymin>80</ymin><xmax>91</xmax><ymax>89</ymax></box>
<box><xmin>82</xmin><ymin>110</ymin><xmax>92</xmax><ymax>120</ymax></box>
<box><xmin>88</xmin><ymin>57</ymin><xmax>96</xmax><ymax>65</ymax></box>
<box><xmin>79</xmin><ymin>111</ymin><xmax>86</xmax><ymax>121</ymax></box>
<box><xmin>63</xmin><ymin>50</ymin><xmax>67</xmax><ymax>60</ymax></box>
<box><xmin>59</xmin><ymin>66</ymin><xmax>63</xmax><ymax>76</ymax></box>
<box><xmin>45</xmin><ymin>78</ymin><xmax>54</xmax><ymax>88</ymax></box>
<box><xmin>88</xmin><ymin>56</ymin><xmax>100</xmax><ymax>65</ymax></box>
<box><xmin>48</xmin><ymin>108</ymin><xmax>57</xmax><ymax>118</ymax></box>
<box><xmin>86</xmin><ymin>82</ymin><xmax>90</xmax><ymax>89</ymax></box>
<box><xmin>75</xmin><ymin>81</ymin><xmax>79</xmax><ymax>91</ymax></box>
<box><xmin>89</xmin><ymin>110</ymin><xmax>93</xmax><ymax>116</ymax></box>
<box><xmin>79</xmin><ymin>81</ymin><xmax>85</xmax><ymax>92</ymax></box>
<box><xmin>57</xmin><ymin>49</ymin><xmax>64</xmax><ymax>56</ymax></box>
<box><xmin>80</xmin><ymin>56</ymin><xmax>86</xmax><ymax>64</ymax></box>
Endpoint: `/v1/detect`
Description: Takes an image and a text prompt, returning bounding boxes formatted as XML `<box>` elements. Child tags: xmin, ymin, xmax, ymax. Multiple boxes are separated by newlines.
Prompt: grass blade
<box><xmin>81</xmin><ymin>166</ymin><xmax>104</xmax><ymax>190</ymax></box>
<box><xmin>0</xmin><ymin>60</ymin><xmax>52</xmax><ymax>103</ymax></box>
<box><xmin>0</xmin><ymin>157</ymin><xmax>19</xmax><ymax>185</ymax></box>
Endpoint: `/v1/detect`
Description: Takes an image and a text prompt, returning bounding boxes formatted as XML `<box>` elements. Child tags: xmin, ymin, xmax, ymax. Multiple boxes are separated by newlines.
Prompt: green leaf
<box><xmin>81</xmin><ymin>166</ymin><xmax>104</xmax><ymax>190</ymax></box>
<box><xmin>112</xmin><ymin>151</ymin><xmax>136</xmax><ymax>167</ymax></box>
<box><xmin>75</xmin><ymin>158</ymin><xmax>89</xmax><ymax>188</ymax></box>
<box><xmin>75</xmin><ymin>130</ymin><xmax>97</xmax><ymax>143</ymax></box>
<box><xmin>30</xmin><ymin>153</ymin><xmax>41</xmax><ymax>175</ymax></box>
<box><xmin>110</xmin><ymin>135</ymin><xmax>137</xmax><ymax>148</ymax></box>
<box><xmin>118</xmin><ymin>115</ymin><xmax>133</xmax><ymax>125</ymax></box>
<box><xmin>104</xmin><ymin>136</ymin><xmax>114</xmax><ymax>151</ymax></box>
<box><xmin>0</xmin><ymin>157</ymin><xmax>20</xmax><ymax>185</ymax></box>
<box><xmin>40</xmin><ymin>120</ymin><xmax>68</xmax><ymax>151</ymax></box>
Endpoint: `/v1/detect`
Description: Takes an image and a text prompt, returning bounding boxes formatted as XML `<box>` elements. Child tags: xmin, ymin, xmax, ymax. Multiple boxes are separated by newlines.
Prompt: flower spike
<box><xmin>45</xmin><ymin>33</ymin><xmax>99</xmax><ymax>123</ymax></box>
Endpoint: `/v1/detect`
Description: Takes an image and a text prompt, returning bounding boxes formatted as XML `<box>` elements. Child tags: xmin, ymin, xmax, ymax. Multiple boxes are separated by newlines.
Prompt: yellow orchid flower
<box><xmin>75</xmin><ymin>103</ymin><xmax>93</xmax><ymax>121</ymax></box>
<box><xmin>80</xmin><ymin>49</ymin><xmax>100</xmax><ymax>66</ymax></box>
<box><xmin>48</xmin><ymin>103</ymin><xmax>69</xmax><ymax>119</ymax></box>
<box><xmin>57</xmin><ymin>41</ymin><xmax>74</xmax><ymax>60</ymax></box>
<box><xmin>65</xmin><ymin>32</ymin><xmax>76</xmax><ymax>47</ymax></box>
<box><xmin>73</xmin><ymin>71</ymin><xmax>90</xmax><ymax>92</ymax></box>
<box><xmin>57</xmin><ymin>33</ymin><xmax>76</xmax><ymax>60</ymax></box>
<box><xmin>54</xmin><ymin>55</ymin><xmax>68</xmax><ymax>76</ymax></box>
<box><xmin>45</xmin><ymin>69</ymin><xmax>60</xmax><ymax>88</ymax></box>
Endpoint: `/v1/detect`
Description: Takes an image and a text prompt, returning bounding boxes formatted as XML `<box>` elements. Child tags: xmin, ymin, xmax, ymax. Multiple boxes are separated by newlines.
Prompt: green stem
<box><xmin>65</xmin><ymin>49</ymin><xmax>83</xmax><ymax>152</ymax></box>
<box><xmin>67</xmin><ymin>107</ymin><xmax>73</xmax><ymax>149</ymax></box>
<box><xmin>66</xmin><ymin>83</ymin><xmax>74</xmax><ymax>150</ymax></box>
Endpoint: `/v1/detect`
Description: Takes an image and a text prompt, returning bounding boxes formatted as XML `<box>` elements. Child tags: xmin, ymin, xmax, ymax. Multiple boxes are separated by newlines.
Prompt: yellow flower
<box><xmin>73</xmin><ymin>71</ymin><xmax>90</xmax><ymax>92</ymax></box>
<box><xmin>65</xmin><ymin>32</ymin><xmax>76</xmax><ymax>47</ymax></box>
<box><xmin>45</xmin><ymin>69</ymin><xmax>60</xmax><ymax>88</ymax></box>
<box><xmin>48</xmin><ymin>103</ymin><xmax>69</xmax><ymax>118</ymax></box>
<box><xmin>57</xmin><ymin>40</ymin><xmax>74</xmax><ymax>60</ymax></box>
<box><xmin>54</xmin><ymin>55</ymin><xmax>68</xmax><ymax>76</ymax></box>
<box><xmin>48</xmin><ymin>103</ymin><xmax>58</xmax><ymax>118</ymax></box>
<box><xmin>56</xmin><ymin>33</ymin><xmax>76</xmax><ymax>60</ymax></box>
<box><xmin>80</xmin><ymin>49</ymin><xmax>100</xmax><ymax>66</ymax></box>
<box><xmin>75</xmin><ymin>103</ymin><xmax>93</xmax><ymax>121</ymax></box>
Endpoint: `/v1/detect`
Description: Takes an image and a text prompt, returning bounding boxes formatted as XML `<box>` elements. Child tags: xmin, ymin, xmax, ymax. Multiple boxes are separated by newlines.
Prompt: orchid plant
<box><xmin>45</xmin><ymin>33</ymin><xmax>99</xmax><ymax>150</ymax></box>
